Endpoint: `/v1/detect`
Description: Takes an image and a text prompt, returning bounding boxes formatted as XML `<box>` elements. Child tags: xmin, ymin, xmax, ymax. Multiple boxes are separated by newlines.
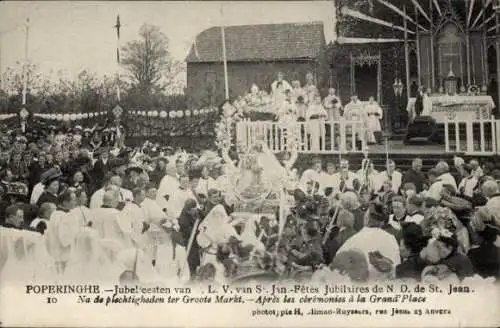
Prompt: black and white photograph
<box><xmin>0</xmin><ymin>1</ymin><xmax>499</xmax><ymax>326</ymax></box>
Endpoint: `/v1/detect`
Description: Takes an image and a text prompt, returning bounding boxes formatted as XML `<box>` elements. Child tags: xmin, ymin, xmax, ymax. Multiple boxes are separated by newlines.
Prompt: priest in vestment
<box><xmin>303</xmin><ymin>72</ymin><xmax>319</xmax><ymax>105</ymax></box>
<box><xmin>271</xmin><ymin>72</ymin><xmax>292</xmax><ymax>95</ymax></box>
<box><xmin>365</xmin><ymin>96</ymin><xmax>383</xmax><ymax>144</ymax></box>
<box><xmin>142</xmin><ymin>184</ymin><xmax>178</xmax><ymax>276</ymax></box>
<box><xmin>323</xmin><ymin>88</ymin><xmax>342</xmax><ymax>121</ymax></box>
<box><xmin>343</xmin><ymin>96</ymin><xmax>366</xmax><ymax>148</ymax></box>
<box><xmin>195</xmin><ymin>166</ymin><xmax>217</xmax><ymax>197</ymax></box>
<box><xmin>157</xmin><ymin>163</ymin><xmax>180</xmax><ymax>204</ymax></box>
<box><xmin>1</xmin><ymin>205</ymin><xmax>52</xmax><ymax>282</ymax></box>
<box><xmin>305</xmin><ymin>95</ymin><xmax>328</xmax><ymax>152</ymax></box>
<box><xmin>291</xmin><ymin>80</ymin><xmax>305</xmax><ymax>104</ymax></box>
<box><xmin>331</xmin><ymin>159</ymin><xmax>360</xmax><ymax>194</ymax></box>
<box><xmin>44</xmin><ymin>190</ymin><xmax>80</xmax><ymax>276</ymax></box>
<box><xmin>373</xmin><ymin>160</ymin><xmax>403</xmax><ymax>194</ymax></box>
<box><xmin>165</xmin><ymin>175</ymin><xmax>198</xmax><ymax>222</ymax></box>
<box><xmin>91</xmin><ymin>189</ymin><xmax>136</xmax><ymax>261</ymax></box>
<box><xmin>271</xmin><ymin>72</ymin><xmax>292</xmax><ymax>113</ymax></box>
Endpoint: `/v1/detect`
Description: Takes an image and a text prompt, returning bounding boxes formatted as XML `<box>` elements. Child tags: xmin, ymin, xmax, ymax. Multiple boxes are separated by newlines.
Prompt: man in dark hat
<box><xmin>395</xmin><ymin>222</ymin><xmax>430</xmax><ymax>281</ymax></box>
<box><xmin>123</xmin><ymin>163</ymin><xmax>144</xmax><ymax>190</ymax></box>
<box><xmin>0</xmin><ymin>182</ymin><xmax>38</xmax><ymax>227</ymax></box>
<box><xmin>149</xmin><ymin>157</ymin><xmax>168</xmax><ymax>188</ymax></box>
<box><xmin>92</xmin><ymin>147</ymin><xmax>111</xmax><ymax>189</ymax></box>
<box><xmin>109</xmin><ymin>157</ymin><xmax>128</xmax><ymax>179</ymax></box>
<box><xmin>36</xmin><ymin>167</ymin><xmax>63</xmax><ymax>207</ymax></box>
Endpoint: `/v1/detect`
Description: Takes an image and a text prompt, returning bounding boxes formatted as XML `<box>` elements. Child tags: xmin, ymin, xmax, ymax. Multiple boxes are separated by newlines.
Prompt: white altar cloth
<box><xmin>406</xmin><ymin>95</ymin><xmax>495</xmax><ymax>123</ymax></box>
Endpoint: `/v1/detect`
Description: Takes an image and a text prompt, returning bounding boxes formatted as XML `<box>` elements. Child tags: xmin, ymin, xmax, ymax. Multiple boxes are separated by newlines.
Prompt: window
<box><xmin>437</xmin><ymin>24</ymin><xmax>465</xmax><ymax>84</ymax></box>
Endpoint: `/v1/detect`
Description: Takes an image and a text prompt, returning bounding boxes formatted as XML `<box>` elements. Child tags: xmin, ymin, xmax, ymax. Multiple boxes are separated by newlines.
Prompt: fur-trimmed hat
<box><xmin>40</xmin><ymin>167</ymin><xmax>62</xmax><ymax>186</ymax></box>
<box><xmin>6</xmin><ymin>182</ymin><xmax>29</xmax><ymax>197</ymax></box>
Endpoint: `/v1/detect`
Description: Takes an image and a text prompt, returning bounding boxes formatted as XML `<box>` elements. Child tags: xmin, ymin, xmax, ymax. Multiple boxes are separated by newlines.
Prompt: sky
<box><xmin>0</xmin><ymin>1</ymin><xmax>336</xmax><ymax>85</ymax></box>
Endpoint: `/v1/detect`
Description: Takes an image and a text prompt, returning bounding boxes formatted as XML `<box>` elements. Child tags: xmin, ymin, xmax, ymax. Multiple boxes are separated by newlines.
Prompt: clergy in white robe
<box><xmin>144</xmin><ymin>189</ymin><xmax>177</xmax><ymax>266</ymax></box>
<box><xmin>63</xmin><ymin>226</ymin><xmax>122</xmax><ymax>283</ymax></box>
<box><xmin>343</xmin><ymin>96</ymin><xmax>364</xmax><ymax>120</ymax></box>
<box><xmin>195</xmin><ymin>166</ymin><xmax>216</xmax><ymax>197</ymax></box>
<box><xmin>306</xmin><ymin>95</ymin><xmax>328</xmax><ymax>152</ymax></box>
<box><xmin>356</xmin><ymin>162</ymin><xmax>379</xmax><ymax>193</ymax></box>
<box><xmin>89</xmin><ymin>175</ymin><xmax>133</xmax><ymax>209</ymax></box>
<box><xmin>374</xmin><ymin>160</ymin><xmax>402</xmax><ymax>194</ymax></box>
<box><xmin>291</xmin><ymin>80</ymin><xmax>305</xmax><ymax>104</ymax></box>
<box><xmin>336</xmin><ymin>204</ymin><xmax>400</xmax><ymax>281</ymax></box>
<box><xmin>331</xmin><ymin>160</ymin><xmax>359</xmax><ymax>194</ymax></box>
<box><xmin>303</xmin><ymin>72</ymin><xmax>319</xmax><ymax>105</ymax></box>
<box><xmin>270</xmin><ymin>72</ymin><xmax>292</xmax><ymax>94</ymax></box>
<box><xmin>166</xmin><ymin>175</ymin><xmax>198</xmax><ymax>221</ymax></box>
<box><xmin>45</xmin><ymin>207</ymin><xmax>80</xmax><ymax>275</ymax></box>
<box><xmin>323</xmin><ymin>88</ymin><xmax>342</xmax><ymax>121</ymax></box>
<box><xmin>364</xmin><ymin>97</ymin><xmax>382</xmax><ymax>144</ymax></box>
<box><xmin>299</xmin><ymin>158</ymin><xmax>323</xmax><ymax>191</ymax></box>
<box><xmin>157</xmin><ymin>167</ymin><xmax>180</xmax><ymax>203</ymax></box>
<box><xmin>91</xmin><ymin>190</ymin><xmax>136</xmax><ymax>261</ymax></box>
<box><xmin>0</xmin><ymin>220</ymin><xmax>53</xmax><ymax>283</ymax></box>
<box><xmin>342</xmin><ymin>96</ymin><xmax>366</xmax><ymax>146</ymax></box>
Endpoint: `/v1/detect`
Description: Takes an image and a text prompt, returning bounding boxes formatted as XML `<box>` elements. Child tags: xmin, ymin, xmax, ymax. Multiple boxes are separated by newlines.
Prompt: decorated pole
<box><xmin>113</xmin><ymin>15</ymin><xmax>124</xmax><ymax>146</ymax></box>
<box><xmin>482</xmin><ymin>0</ymin><xmax>488</xmax><ymax>88</ymax></box>
<box><xmin>429</xmin><ymin>0</ymin><xmax>436</xmax><ymax>90</ymax></box>
<box><xmin>403</xmin><ymin>5</ymin><xmax>410</xmax><ymax>102</ymax></box>
<box><xmin>414</xmin><ymin>6</ymin><xmax>422</xmax><ymax>86</ymax></box>
<box><xmin>114</xmin><ymin>15</ymin><xmax>121</xmax><ymax>102</ymax></box>
<box><xmin>20</xmin><ymin>18</ymin><xmax>30</xmax><ymax>133</ymax></box>
<box><xmin>466</xmin><ymin>0</ymin><xmax>472</xmax><ymax>88</ymax></box>
<box><xmin>496</xmin><ymin>4</ymin><xmax>500</xmax><ymax>117</ymax></box>
<box><xmin>22</xmin><ymin>18</ymin><xmax>29</xmax><ymax>106</ymax></box>
<box><xmin>221</xmin><ymin>4</ymin><xmax>229</xmax><ymax>101</ymax></box>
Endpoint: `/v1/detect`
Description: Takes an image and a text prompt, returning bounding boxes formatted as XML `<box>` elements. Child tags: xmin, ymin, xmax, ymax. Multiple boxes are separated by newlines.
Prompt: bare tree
<box><xmin>121</xmin><ymin>23</ymin><xmax>184</xmax><ymax>95</ymax></box>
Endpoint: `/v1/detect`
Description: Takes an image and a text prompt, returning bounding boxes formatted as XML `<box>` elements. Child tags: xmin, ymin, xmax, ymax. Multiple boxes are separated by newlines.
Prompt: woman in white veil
<box><xmin>252</xmin><ymin>140</ymin><xmax>287</xmax><ymax>186</ymax></box>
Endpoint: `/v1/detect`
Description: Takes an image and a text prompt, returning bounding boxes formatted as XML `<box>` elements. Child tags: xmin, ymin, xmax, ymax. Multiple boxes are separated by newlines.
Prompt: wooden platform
<box><xmin>366</xmin><ymin>140</ymin><xmax>447</xmax><ymax>155</ymax></box>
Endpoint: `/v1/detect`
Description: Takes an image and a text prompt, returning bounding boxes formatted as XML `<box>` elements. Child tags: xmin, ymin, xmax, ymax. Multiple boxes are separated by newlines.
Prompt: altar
<box><xmin>406</xmin><ymin>95</ymin><xmax>495</xmax><ymax>123</ymax></box>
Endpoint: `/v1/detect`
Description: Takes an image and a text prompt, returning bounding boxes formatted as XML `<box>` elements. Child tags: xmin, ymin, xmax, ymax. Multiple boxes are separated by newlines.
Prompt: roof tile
<box><xmin>186</xmin><ymin>22</ymin><xmax>325</xmax><ymax>63</ymax></box>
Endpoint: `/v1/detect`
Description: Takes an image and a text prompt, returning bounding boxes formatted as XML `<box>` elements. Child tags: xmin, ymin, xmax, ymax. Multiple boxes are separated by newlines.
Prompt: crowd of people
<box><xmin>0</xmin><ymin>119</ymin><xmax>499</xmax><ymax>286</ymax></box>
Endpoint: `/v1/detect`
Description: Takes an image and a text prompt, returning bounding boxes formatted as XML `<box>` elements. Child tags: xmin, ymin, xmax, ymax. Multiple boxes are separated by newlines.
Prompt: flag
<box><xmin>114</xmin><ymin>15</ymin><xmax>121</xmax><ymax>63</ymax></box>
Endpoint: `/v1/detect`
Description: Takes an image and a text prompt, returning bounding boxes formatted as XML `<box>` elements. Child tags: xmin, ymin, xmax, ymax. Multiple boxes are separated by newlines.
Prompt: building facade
<box><xmin>185</xmin><ymin>22</ymin><xmax>327</xmax><ymax>107</ymax></box>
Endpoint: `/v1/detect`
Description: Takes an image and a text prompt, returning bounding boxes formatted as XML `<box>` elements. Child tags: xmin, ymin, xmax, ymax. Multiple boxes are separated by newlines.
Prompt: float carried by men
<box><xmin>1</xmin><ymin>70</ymin><xmax>499</xmax><ymax>288</ymax></box>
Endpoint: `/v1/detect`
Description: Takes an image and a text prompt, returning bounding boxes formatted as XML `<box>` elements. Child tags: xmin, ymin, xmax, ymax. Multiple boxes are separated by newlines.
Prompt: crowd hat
<box><xmin>109</xmin><ymin>157</ymin><xmax>128</xmax><ymax>170</ymax></box>
<box><xmin>40</xmin><ymin>167</ymin><xmax>63</xmax><ymax>186</ymax></box>
<box><xmin>6</xmin><ymin>182</ymin><xmax>29</xmax><ymax>197</ymax></box>
<box><xmin>368</xmin><ymin>201</ymin><xmax>386</xmax><ymax>223</ymax></box>
<box><xmin>125</xmin><ymin>161</ymin><xmax>143</xmax><ymax>174</ymax></box>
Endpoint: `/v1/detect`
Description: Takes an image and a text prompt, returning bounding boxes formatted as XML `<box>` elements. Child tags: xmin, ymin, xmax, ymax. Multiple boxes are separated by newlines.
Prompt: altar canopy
<box><xmin>406</xmin><ymin>95</ymin><xmax>495</xmax><ymax>122</ymax></box>
<box><xmin>334</xmin><ymin>0</ymin><xmax>500</xmax><ymax>126</ymax></box>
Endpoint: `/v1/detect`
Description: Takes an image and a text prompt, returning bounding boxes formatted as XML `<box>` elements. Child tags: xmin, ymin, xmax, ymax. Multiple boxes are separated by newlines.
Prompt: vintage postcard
<box><xmin>0</xmin><ymin>1</ymin><xmax>499</xmax><ymax>327</ymax></box>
